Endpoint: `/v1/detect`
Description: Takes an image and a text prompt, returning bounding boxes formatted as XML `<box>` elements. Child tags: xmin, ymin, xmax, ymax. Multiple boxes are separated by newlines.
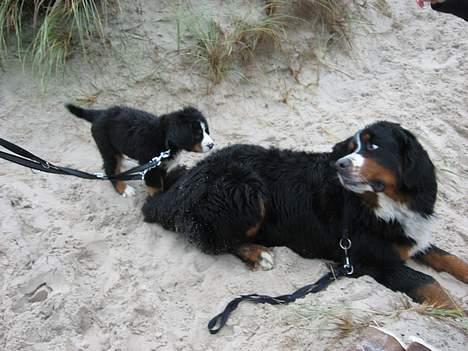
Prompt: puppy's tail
<box><xmin>65</xmin><ymin>103</ymin><xmax>99</xmax><ymax>123</ymax></box>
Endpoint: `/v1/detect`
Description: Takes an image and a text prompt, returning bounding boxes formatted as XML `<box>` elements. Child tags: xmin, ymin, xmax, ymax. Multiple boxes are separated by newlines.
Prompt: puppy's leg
<box><xmin>143</xmin><ymin>168</ymin><xmax>164</xmax><ymax>196</ymax></box>
<box><xmin>235</xmin><ymin>244</ymin><xmax>274</xmax><ymax>271</ymax></box>
<box><xmin>92</xmin><ymin>126</ymin><xmax>134</xmax><ymax>196</ymax></box>
<box><xmin>414</xmin><ymin>245</ymin><xmax>468</xmax><ymax>283</ymax></box>
<box><xmin>101</xmin><ymin>154</ymin><xmax>134</xmax><ymax>196</ymax></box>
<box><xmin>359</xmin><ymin>264</ymin><xmax>459</xmax><ymax>309</ymax></box>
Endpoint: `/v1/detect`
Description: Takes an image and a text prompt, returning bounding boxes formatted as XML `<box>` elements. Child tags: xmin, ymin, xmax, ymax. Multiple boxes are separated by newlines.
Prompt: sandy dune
<box><xmin>0</xmin><ymin>1</ymin><xmax>467</xmax><ymax>350</ymax></box>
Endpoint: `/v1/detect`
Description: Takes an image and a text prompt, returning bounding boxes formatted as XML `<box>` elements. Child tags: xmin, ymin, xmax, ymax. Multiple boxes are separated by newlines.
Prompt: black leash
<box><xmin>0</xmin><ymin>137</ymin><xmax>170</xmax><ymax>181</ymax></box>
<box><xmin>207</xmin><ymin>188</ymin><xmax>355</xmax><ymax>335</ymax></box>
<box><xmin>208</xmin><ymin>265</ymin><xmax>348</xmax><ymax>334</ymax></box>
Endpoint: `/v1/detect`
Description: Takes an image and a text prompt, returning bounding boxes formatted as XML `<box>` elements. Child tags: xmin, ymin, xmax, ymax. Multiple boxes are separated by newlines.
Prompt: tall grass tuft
<box><xmin>176</xmin><ymin>2</ymin><xmax>287</xmax><ymax>84</ymax></box>
<box><xmin>0</xmin><ymin>0</ymin><xmax>115</xmax><ymax>84</ymax></box>
<box><xmin>286</xmin><ymin>0</ymin><xmax>357</xmax><ymax>49</ymax></box>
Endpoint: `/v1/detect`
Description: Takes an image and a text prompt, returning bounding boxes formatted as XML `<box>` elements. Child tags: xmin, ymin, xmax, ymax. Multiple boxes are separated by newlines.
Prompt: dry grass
<box><xmin>373</xmin><ymin>0</ymin><xmax>392</xmax><ymax>18</ymax></box>
<box><xmin>176</xmin><ymin>2</ymin><xmax>287</xmax><ymax>84</ymax></box>
<box><xmin>176</xmin><ymin>0</ymin><xmax>359</xmax><ymax>84</ymax></box>
<box><xmin>291</xmin><ymin>298</ymin><xmax>467</xmax><ymax>343</ymax></box>
<box><xmin>397</xmin><ymin>297</ymin><xmax>465</xmax><ymax>319</ymax></box>
<box><xmin>275</xmin><ymin>0</ymin><xmax>359</xmax><ymax>49</ymax></box>
<box><xmin>328</xmin><ymin>312</ymin><xmax>375</xmax><ymax>339</ymax></box>
<box><xmin>0</xmin><ymin>0</ymin><xmax>116</xmax><ymax>85</ymax></box>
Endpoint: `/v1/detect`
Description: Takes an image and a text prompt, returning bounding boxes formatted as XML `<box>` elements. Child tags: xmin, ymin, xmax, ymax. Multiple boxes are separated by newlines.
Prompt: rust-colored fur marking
<box><xmin>419</xmin><ymin>251</ymin><xmax>468</xmax><ymax>283</ymax></box>
<box><xmin>147</xmin><ymin>176</ymin><xmax>164</xmax><ymax>197</ymax></box>
<box><xmin>147</xmin><ymin>186</ymin><xmax>161</xmax><ymax>196</ymax></box>
<box><xmin>396</xmin><ymin>245</ymin><xmax>412</xmax><ymax>261</ymax></box>
<box><xmin>192</xmin><ymin>143</ymin><xmax>203</xmax><ymax>152</ymax></box>
<box><xmin>246</xmin><ymin>197</ymin><xmax>266</xmax><ymax>238</ymax></box>
<box><xmin>361</xmin><ymin>158</ymin><xmax>403</xmax><ymax>201</ymax></box>
<box><xmin>236</xmin><ymin>244</ymin><xmax>271</xmax><ymax>269</ymax></box>
<box><xmin>114</xmin><ymin>156</ymin><xmax>127</xmax><ymax>194</ymax></box>
<box><xmin>413</xmin><ymin>282</ymin><xmax>458</xmax><ymax>309</ymax></box>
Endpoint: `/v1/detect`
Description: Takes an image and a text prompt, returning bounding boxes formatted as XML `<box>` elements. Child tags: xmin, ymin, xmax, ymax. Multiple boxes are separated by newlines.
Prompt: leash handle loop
<box><xmin>0</xmin><ymin>137</ymin><xmax>171</xmax><ymax>182</ymax></box>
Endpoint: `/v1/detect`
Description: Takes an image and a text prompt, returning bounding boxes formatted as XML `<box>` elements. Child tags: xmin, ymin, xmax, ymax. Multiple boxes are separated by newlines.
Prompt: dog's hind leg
<box><xmin>111</xmin><ymin>155</ymin><xmax>135</xmax><ymax>197</ymax></box>
<box><xmin>94</xmin><ymin>134</ymin><xmax>134</xmax><ymax>196</ymax></box>
<box><xmin>413</xmin><ymin>245</ymin><xmax>468</xmax><ymax>283</ymax></box>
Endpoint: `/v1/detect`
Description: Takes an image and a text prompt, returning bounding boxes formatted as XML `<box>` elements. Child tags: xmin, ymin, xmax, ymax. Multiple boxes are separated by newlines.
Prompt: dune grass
<box><xmin>176</xmin><ymin>0</ymin><xmax>359</xmax><ymax>84</ymax></box>
<box><xmin>176</xmin><ymin>2</ymin><xmax>287</xmax><ymax>84</ymax></box>
<box><xmin>0</xmin><ymin>0</ymin><xmax>115</xmax><ymax>84</ymax></box>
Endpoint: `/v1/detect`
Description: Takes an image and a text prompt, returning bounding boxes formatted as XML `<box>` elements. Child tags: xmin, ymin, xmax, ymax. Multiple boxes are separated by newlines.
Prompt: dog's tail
<box><xmin>65</xmin><ymin>103</ymin><xmax>100</xmax><ymax>123</ymax></box>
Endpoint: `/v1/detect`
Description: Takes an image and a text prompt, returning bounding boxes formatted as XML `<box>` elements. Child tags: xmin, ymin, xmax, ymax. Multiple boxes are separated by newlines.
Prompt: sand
<box><xmin>0</xmin><ymin>1</ymin><xmax>467</xmax><ymax>350</ymax></box>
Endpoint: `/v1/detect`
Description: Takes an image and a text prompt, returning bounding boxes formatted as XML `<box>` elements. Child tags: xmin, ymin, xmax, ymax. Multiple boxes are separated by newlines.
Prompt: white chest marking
<box><xmin>374</xmin><ymin>193</ymin><xmax>432</xmax><ymax>256</ymax></box>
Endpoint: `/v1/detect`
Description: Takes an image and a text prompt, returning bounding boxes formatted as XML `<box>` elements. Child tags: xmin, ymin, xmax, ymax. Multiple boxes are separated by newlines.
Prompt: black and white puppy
<box><xmin>66</xmin><ymin>104</ymin><xmax>214</xmax><ymax>196</ymax></box>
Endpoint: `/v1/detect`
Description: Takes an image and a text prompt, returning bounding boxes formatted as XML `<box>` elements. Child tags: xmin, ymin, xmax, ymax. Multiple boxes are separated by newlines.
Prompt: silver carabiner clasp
<box><xmin>339</xmin><ymin>238</ymin><xmax>352</xmax><ymax>250</ymax></box>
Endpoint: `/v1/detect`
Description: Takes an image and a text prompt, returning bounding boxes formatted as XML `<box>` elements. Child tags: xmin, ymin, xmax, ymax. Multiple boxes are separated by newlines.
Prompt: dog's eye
<box><xmin>367</xmin><ymin>143</ymin><xmax>379</xmax><ymax>151</ymax></box>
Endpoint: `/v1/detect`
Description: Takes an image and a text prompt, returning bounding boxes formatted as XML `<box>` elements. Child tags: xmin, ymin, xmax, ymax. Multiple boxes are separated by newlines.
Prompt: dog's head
<box><xmin>165</xmin><ymin>107</ymin><xmax>214</xmax><ymax>153</ymax></box>
<box><xmin>331</xmin><ymin>121</ymin><xmax>436</xmax><ymax>206</ymax></box>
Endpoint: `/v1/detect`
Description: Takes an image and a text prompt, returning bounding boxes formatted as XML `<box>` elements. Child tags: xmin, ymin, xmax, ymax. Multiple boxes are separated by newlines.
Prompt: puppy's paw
<box><xmin>122</xmin><ymin>185</ymin><xmax>136</xmax><ymax>197</ymax></box>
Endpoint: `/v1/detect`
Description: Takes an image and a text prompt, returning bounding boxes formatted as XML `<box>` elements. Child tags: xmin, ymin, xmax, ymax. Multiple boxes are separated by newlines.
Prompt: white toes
<box><xmin>122</xmin><ymin>185</ymin><xmax>136</xmax><ymax>197</ymax></box>
<box><xmin>258</xmin><ymin>251</ymin><xmax>274</xmax><ymax>271</ymax></box>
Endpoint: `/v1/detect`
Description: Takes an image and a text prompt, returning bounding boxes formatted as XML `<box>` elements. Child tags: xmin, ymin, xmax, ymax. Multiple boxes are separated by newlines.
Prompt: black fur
<box><xmin>142</xmin><ymin>121</ymin><xmax>462</xmax><ymax>306</ymax></box>
<box><xmin>66</xmin><ymin>104</ymin><xmax>212</xmax><ymax>194</ymax></box>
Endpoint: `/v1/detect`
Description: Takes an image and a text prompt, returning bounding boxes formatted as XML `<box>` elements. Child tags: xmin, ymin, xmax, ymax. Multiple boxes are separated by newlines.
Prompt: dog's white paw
<box><xmin>122</xmin><ymin>185</ymin><xmax>136</xmax><ymax>197</ymax></box>
<box><xmin>258</xmin><ymin>251</ymin><xmax>274</xmax><ymax>271</ymax></box>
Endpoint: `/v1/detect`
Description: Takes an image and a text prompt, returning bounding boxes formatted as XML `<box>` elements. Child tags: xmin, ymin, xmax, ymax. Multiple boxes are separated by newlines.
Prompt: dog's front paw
<box><xmin>236</xmin><ymin>244</ymin><xmax>274</xmax><ymax>271</ymax></box>
<box><xmin>122</xmin><ymin>185</ymin><xmax>136</xmax><ymax>197</ymax></box>
<box><xmin>258</xmin><ymin>250</ymin><xmax>274</xmax><ymax>271</ymax></box>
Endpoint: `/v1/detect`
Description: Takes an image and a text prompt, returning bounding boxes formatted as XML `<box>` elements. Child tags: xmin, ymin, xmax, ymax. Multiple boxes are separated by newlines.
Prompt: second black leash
<box><xmin>0</xmin><ymin>137</ymin><xmax>170</xmax><ymax>181</ymax></box>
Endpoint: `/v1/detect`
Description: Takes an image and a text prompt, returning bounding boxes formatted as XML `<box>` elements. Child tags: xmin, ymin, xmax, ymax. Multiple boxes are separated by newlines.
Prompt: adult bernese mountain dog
<box><xmin>143</xmin><ymin>121</ymin><xmax>468</xmax><ymax>308</ymax></box>
<box><xmin>66</xmin><ymin>104</ymin><xmax>214</xmax><ymax>197</ymax></box>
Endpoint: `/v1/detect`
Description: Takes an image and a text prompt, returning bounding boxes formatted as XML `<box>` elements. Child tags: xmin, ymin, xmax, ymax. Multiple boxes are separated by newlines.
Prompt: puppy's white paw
<box><xmin>122</xmin><ymin>185</ymin><xmax>136</xmax><ymax>197</ymax></box>
<box><xmin>258</xmin><ymin>251</ymin><xmax>274</xmax><ymax>271</ymax></box>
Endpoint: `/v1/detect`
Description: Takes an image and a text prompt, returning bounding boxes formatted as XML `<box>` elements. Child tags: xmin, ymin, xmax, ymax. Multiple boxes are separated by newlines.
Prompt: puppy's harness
<box><xmin>0</xmin><ymin>138</ymin><xmax>171</xmax><ymax>181</ymax></box>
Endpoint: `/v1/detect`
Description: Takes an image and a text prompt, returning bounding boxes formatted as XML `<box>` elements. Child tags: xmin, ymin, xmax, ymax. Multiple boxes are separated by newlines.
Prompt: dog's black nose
<box><xmin>207</xmin><ymin>143</ymin><xmax>214</xmax><ymax>150</ymax></box>
<box><xmin>335</xmin><ymin>158</ymin><xmax>352</xmax><ymax>170</ymax></box>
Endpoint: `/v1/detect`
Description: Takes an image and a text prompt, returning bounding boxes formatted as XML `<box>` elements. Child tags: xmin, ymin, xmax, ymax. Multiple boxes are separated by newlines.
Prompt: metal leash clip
<box><xmin>140</xmin><ymin>150</ymin><xmax>171</xmax><ymax>180</ymax></box>
<box><xmin>339</xmin><ymin>236</ymin><xmax>354</xmax><ymax>275</ymax></box>
<box><xmin>40</xmin><ymin>160</ymin><xmax>51</xmax><ymax>169</ymax></box>
<box><xmin>94</xmin><ymin>172</ymin><xmax>106</xmax><ymax>179</ymax></box>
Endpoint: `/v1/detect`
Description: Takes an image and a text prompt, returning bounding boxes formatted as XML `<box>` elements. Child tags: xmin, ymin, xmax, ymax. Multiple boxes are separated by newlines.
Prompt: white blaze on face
<box><xmin>200</xmin><ymin>122</ymin><xmax>214</xmax><ymax>152</ymax></box>
<box><xmin>335</xmin><ymin>131</ymin><xmax>373</xmax><ymax>193</ymax></box>
<box><xmin>338</xmin><ymin>131</ymin><xmax>365</xmax><ymax>169</ymax></box>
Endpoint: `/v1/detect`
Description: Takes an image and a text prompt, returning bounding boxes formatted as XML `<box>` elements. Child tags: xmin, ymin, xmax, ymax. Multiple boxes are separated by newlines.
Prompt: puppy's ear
<box><xmin>166</xmin><ymin>128</ymin><xmax>186</xmax><ymax>149</ymax></box>
<box><xmin>395</xmin><ymin>127</ymin><xmax>434</xmax><ymax>190</ymax></box>
<box><xmin>331</xmin><ymin>137</ymin><xmax>353</xmax><ymax>160</ymax></box>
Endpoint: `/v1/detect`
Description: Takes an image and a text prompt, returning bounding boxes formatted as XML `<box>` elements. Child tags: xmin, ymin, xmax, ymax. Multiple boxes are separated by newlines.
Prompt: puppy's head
<box><xmin>332</xmin><ymin>121</ymin><xmax>436</xmax><ymax>202</ymax></box>
<box><xmin>165</xmin><ymin>107</ymin><xmax>214</xmax><ymax>153</ymax></box>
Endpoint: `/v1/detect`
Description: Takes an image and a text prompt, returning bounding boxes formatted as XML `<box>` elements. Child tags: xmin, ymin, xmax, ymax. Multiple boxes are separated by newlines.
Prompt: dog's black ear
<box><xmin>395</xmin><ymin>127</ymin><xmax>434</xmax><ymax>191</ymax></box>
<box><xmin>331</xmin><ymin>137</ymin><xmax>353</xmax><ymax>160</ymax></box>
<box><xmin>166</xmin><ymin>126</ymin><xmax>189</xmax><ymax>149</ymax></box>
